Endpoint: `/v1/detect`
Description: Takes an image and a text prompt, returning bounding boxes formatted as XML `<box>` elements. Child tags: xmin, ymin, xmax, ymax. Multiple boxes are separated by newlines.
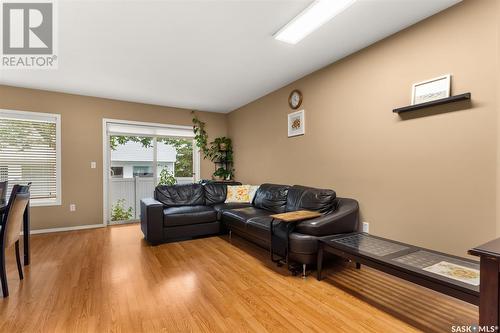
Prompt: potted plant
<box><xmin>225</xmin><ymin>168</ymin><xmax>234</xmax><ymax>180</ymax></box>
<box><xmin>213</xmin><ymin>137</ymin><xmax>231</xmax><ymax>151</ymax></box>
<box><xmin>192</xmin><ymin>115</ymin><xmax>210</xmax><ymax>158</ymax></box>
<box><xmin>213</xmin><ymin>167</ymin><xmax>227</xmax><ymax>181</ymax></box>
<box><xmin>213</xmin><ymin>167</ymin><xmax>234</xmax><ymax>181</ymax></box>
<box><xmin>192</xmin><ymin>113</ymin><xmax>235</xmax><ymax>180</ymax></box>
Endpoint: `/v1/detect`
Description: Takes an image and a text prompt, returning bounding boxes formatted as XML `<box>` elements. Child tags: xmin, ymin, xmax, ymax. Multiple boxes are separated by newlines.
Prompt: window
<box><xmin>0</xmin><ymin>110</ymin><xmax>61</xmax><ymax>206</ymax></box>
<box><xmin>133</xmin><ymin>166</ymin><xmax>153</xmax><ymax>177</ymax></box>
<box><xmin>110</xmin><ymin>167</ymin><xmax>123</xmax><ymax>178</ymax></box>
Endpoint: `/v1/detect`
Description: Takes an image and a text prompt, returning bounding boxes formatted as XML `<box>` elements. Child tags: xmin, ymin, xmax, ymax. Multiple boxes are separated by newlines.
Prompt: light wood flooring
<box><xmin>0</xmin><ymin>224</ymin><xmax>477</xmax><ymax>332</ymax></box>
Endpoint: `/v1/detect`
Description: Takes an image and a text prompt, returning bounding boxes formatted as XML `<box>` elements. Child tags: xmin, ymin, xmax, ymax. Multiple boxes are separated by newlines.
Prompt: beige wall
<box><xmin>0</xmin><ymin>0</ymin><xmax>496</xmax><ymax>256</ymax></box>
<box><xmin>228</xmin><ymin>0</ymin><xmax>498</xmax><ymax>256</ymax></box>
<box><xmin>0</xmin><ymin>85</ymin><xmax>227</xmax><ymax>230</ymax></box>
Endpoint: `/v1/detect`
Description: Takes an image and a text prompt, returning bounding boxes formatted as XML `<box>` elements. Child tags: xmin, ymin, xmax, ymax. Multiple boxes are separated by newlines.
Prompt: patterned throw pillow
<box><xmin>225</xmin><ymin>185</ymin><xmax>259</xmax><ymax>203</ymax></box>
<box><xmin>247</xmin><ymin>185</ymin><xmax>259</xmax><ymax>203</ymax></box>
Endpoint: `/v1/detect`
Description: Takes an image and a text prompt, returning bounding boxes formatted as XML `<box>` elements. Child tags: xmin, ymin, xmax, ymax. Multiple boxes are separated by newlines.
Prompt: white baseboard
<box><xmin>28</xmin><ymin>223</ymin><xmax>106</xmax><ymax>235</ymax></box>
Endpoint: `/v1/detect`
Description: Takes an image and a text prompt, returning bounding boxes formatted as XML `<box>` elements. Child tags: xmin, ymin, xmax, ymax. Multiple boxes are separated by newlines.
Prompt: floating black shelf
<box><xmin>393</xmin><ymin>93</ymin><xmax>471</xmax><ymax>114</ymax></box>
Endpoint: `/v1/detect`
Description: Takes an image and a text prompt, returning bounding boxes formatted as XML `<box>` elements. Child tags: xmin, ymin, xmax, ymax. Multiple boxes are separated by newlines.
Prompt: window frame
<box><xmin>110</xmin><ymin>166</ymin><xmax>124</xmax><ymax>178</ymax></box>
<box><xmin>0</xmin><ymin>109</ymin><xmax>62</xmax><ymax>207</ymax></box>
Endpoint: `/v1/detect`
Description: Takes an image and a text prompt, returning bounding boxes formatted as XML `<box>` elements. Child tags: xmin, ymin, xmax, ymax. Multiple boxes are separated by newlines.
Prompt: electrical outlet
<box><xmin>90</xmin><ymin>161</ymin><xmax>96</xmax><ymax>169</ymax></box>
<box><xmin>70</xmin><ymin>204</ymin><xmax>76</xmax><ymax>212</ymax></box>
<box><xmin>362</xmin><ymin>222</ymin><xmax>369</xmax><ymax>233</ymax></box>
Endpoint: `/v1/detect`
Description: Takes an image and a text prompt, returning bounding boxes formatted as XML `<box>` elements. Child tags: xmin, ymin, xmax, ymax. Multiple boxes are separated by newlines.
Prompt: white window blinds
<box><xmin>0</xmin><ymin>110</ymin><xmax>61</xmax><ymax>205</ymax></box>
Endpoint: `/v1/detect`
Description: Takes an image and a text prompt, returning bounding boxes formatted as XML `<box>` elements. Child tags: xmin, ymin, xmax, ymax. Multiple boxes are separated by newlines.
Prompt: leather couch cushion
<box><xmin>212</xmin><ymin>202</ymin><xmax>252</xmax><ymax>219</ymax></box>
<box><xmin>246</xmin><ymin>216</ymin><xmax>273</xmax><ymax>241</ymax></box>
<box><xmin>155</xmin><ymin>184</ymin><xmax>204</xmax><ymax>207</ymax></box>
<box><xmin>221</xmin><ymin>207</ymin><xmax>270</xmax><ymax>230</ymax></box>
<box><xmin>204</xmin><ymin>183</ymin><xmax>227</xmax><ymax>205</ymax></box>
<box><xmin>286</xmin><ymin>185</ymin><xmax>336</xmax><ymax>213</ymax></box>
<box><xmin>163</xmin><ymin>205</ymin><xmax>216</xmax><ymax>227</ymax></box>
<box><xmin>252</xmin><ymin>183</ymin><xmax>290</xmax><ymax>214</ymax></box>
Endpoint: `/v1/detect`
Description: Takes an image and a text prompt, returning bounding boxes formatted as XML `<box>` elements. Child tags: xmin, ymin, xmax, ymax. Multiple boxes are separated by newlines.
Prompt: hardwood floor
<box><xmin>0</xmin><ymin>224</ymin><xmax>477</xmax><ymax>332</ymax></box>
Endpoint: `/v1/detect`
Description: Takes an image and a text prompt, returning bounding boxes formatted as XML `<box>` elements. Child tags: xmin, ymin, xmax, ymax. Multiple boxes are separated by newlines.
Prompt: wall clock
<box><xmin>288</xmin><ymin>89</ymin><xmax>303</xmax><ymax>109</ymax></box>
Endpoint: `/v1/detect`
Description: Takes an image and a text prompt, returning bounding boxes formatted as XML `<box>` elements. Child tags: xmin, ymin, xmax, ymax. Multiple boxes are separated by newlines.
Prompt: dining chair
<box><xmin>0</xmin><ymin>185</ymin><xmax>30</xmax><ymax>297</ymax></box>
<box><xmin>0</xmin><ymin>181</ymin><xmax>7</xmax><ymax>205</ymax></box>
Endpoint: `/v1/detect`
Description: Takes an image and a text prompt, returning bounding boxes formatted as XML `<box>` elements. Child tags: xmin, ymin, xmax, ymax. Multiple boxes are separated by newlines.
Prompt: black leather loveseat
<box><xmin>141</xmin><ymin>183</ymin><xmax>359</xmax><ymax>267</ymax></box>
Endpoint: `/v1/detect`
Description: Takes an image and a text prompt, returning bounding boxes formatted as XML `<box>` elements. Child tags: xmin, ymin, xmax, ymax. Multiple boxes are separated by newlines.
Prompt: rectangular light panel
<box><xmin>274</xmin><ymin>0</ymin><xmax>356</xmax><ymax>44</ymax></box>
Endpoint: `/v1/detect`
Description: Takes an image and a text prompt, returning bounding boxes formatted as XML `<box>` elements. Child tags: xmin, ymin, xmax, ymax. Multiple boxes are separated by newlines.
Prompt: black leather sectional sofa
<box><xmin>141</xmin><ymin>182</ymin><xmax>359</xmax><ymax>267</ymax></box>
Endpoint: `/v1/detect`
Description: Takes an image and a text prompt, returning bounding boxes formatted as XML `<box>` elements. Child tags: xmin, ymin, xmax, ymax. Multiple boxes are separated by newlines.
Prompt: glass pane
<box><xmin>109</xmin><ymin>135</ymin><xmax>154</xmax><ymax>223</ymax></box>
<box><xmin>157</xmin><ymin>137</ymin><xmax>194</xmax><ymax>185</ymax></box>
<box><xmin>110</xmin><ymin>167</ymin><xmax>123</xmax><ymax>178</ymax></box>
<box><xmin>133</xmin><ymin>165</ymin><xmax>153</xmax><ymax>177</ymax></box>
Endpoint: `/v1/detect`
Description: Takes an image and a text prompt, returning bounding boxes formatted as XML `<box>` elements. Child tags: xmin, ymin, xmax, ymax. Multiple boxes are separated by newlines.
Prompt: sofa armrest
<box><xmin>294</xmin><ymin>197</ymin><xmax>359</xmax><ymax>236</ymax></box>
<box><xmin>140</xmin><ymin>198</ymin><xmax>164</xmax><ymax>245</ymax></box>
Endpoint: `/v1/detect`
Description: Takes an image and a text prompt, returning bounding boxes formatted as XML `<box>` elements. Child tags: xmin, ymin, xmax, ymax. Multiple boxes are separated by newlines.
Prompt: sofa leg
<box><xmin>229</xmin><ymin>230</ymin><xmax>232</xmax><ymax>241</ymax></box>
<box><xmin>302</xmin><ymin>264</ymin><xmax>307</xmax><ymax>278</ymax></box>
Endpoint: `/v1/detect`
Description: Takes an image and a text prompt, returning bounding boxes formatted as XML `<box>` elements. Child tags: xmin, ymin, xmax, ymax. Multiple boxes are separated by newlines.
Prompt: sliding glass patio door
<box><xmin>104</xmin><ymin>120</ymin><xmax>199</xmax><ymax>225</ymax></box>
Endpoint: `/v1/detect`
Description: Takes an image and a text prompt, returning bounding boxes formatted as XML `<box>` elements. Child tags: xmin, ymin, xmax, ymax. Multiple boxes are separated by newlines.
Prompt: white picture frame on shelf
<box><xmin>411</xmin><ymin>74</ymin><xmax>451</xmax><ymax>105</ymax></box>
<box><xmin>288</xmin><ymin>110</ymin><xmax>305</xmax><ymax>137</ymax></box>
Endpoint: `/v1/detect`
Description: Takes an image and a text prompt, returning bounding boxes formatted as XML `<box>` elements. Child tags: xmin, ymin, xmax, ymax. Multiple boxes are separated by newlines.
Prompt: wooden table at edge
<box><xmin>269</xmin><ymin>210</ymin><xmax>322</xmax><ymax>222</ymax></box>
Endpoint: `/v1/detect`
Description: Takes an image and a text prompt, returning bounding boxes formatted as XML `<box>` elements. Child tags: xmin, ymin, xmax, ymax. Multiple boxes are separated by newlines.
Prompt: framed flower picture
<box><xmin>288</xmin><ymin>110</ymin><xmax>305</xmax><ymax>137</ymax></box>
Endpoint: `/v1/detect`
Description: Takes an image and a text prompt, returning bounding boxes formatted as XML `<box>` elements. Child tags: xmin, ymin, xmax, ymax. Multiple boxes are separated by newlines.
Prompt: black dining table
<box><xmin>0</xmin><ymin>201</ymin><xmax>30</xmax><ymax>265</ymax></box>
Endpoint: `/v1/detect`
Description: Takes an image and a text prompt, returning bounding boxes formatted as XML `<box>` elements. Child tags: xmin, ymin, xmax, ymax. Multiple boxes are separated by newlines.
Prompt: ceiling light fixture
<box><xmin>274</xmin><ymin>0</ymin><xmax>356</xmax><ymax>45</ymax></box>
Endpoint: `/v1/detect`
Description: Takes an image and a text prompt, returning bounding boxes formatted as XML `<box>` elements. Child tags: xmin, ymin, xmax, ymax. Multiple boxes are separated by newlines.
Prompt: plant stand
<box><xmin>213</xmin><ymin>147</ymin><xmax>233</xmax><ymax>181</ymax></box>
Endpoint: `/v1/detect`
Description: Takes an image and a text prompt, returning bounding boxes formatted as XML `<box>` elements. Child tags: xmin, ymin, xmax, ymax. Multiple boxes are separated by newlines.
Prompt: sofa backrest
<box><xmin>203</xmin><ymin>182</ymin><xmax>241</xmax><ymax>205</ymax></box>
<box><xmin>286</xmin><ymin>185</ymin><xmax>336</xmax><ymax>214</ymax></box>
<box><xmin>253</xmin><ymin>183</ymin><xmax>290</xmax><ymax>213</ymax></box>
<box><xmin>155</xmin><ymin>184</ymin><xmax>205</xmax><ymax>206</ymax></box>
